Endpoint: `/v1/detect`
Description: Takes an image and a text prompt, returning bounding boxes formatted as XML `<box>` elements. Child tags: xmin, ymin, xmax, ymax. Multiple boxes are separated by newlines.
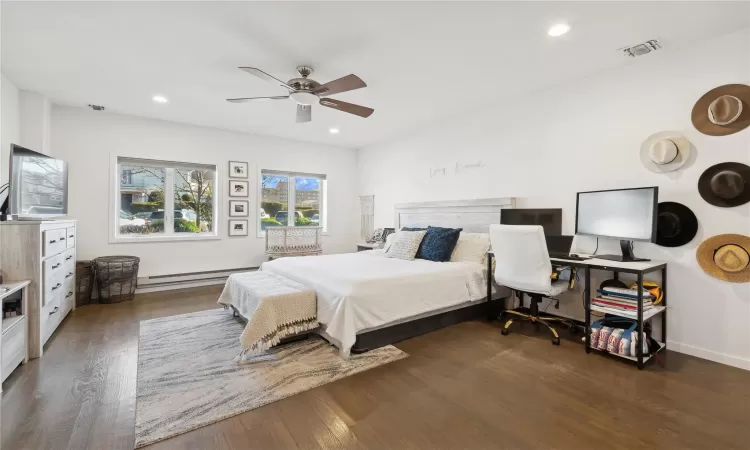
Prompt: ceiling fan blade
<box><xmin>226</xmin><ymin>96</ymin><xmax>289</xmax><ymax>103</ymax></box>
<box><xmin>312</xmin><ymin>74</ymin><xmax>367</xmax><ymax>96</ymax></box>
<box><xmin>319</xmin><ymin>98</ymin><xmax>374</xmax><ymax>118</ymax></box>
<box><xmin>239</xmin><ymin>67</ymin><xmax>294</xmax><ymax>91</ymax></box>
<box><xmin>296</xmin><ymin>104</ymin><xmax>311</xmax><ymax>123</ymax></box>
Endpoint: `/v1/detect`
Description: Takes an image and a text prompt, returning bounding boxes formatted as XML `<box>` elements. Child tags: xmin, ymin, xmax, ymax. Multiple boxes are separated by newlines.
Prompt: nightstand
<box><xmin>356</xmin><ymin>242</ymin><xmax>383</xmax><ymax>252</ymax></box>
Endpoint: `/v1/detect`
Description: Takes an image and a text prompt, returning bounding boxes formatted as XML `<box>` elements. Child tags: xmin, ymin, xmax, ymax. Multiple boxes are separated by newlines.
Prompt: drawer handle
<box><xmin>66</xmin><ymin>256</ymin><xmax>73</xmax><ymax>261</ymax></box>
<box><xmin>49</xmin><ymin>306</ymin><xmax>59</xmax><ymax>315</ymax></box>
<box><xmin>66</xmin><ymin>272</ymin><xmax>74</xmax><ymax>278</ymax></box>
<box><xmin>51</xmin><ymin>283</ymin><xmax>62</xmax><ymax>291</ymax></box>
<box><xmin>69</xmin><ymin>234</ymin><xmax>74</xmax><ymax>238</ymax></box>
<box><xmin>60</xmin><ymin>237</ymin><xmax>66</xmax><ymax>241</ymax></box>
<box><xmin>49</xmin><ymin>239</ymin><xmax>57</xmax><ymax>244</ymax></box>
<box><xmin>52</xmin><ymin>263</ymin><xmax>61</xmax><ymax>269</ymax></box>
<box><xmin>66</xmin><ymin>292</ymin><xmax>74</xmax><ymax>298</ymax></box>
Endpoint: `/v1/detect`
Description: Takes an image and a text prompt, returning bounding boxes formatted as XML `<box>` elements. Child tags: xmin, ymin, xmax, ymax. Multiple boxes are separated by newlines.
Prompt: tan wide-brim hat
<box><xmin>640</xmin><ymin>131</ymin><xmax>692</xmax><ymax>173</ymax></box>
<box><xmin>692</xmin><ymin>84</ymin><xmax>750</xmax><ymax>136</ymax></box>
<box><xmin>696</xmin><ymin>234</ymin><xmax>750</xmax><ymax>283</ymax></box>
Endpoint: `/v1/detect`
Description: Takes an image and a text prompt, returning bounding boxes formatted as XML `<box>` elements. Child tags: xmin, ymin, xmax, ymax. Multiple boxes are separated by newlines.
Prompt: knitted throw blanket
<box><xmin>217</xmin><ymin>271</ymin><xmax>318</xmax><ymax>360</ymax></box>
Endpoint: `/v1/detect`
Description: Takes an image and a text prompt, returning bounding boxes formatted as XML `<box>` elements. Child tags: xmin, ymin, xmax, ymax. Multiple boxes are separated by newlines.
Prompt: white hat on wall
<box><xmin>639</xmin><ymin>131</ymin><xmax>692</xmax><ymax>173</ymax></box>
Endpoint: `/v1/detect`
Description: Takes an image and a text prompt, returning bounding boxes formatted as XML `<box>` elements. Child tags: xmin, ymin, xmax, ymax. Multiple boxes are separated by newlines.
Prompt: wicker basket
<box><xmin>75</xmin><ymin>261</ymin><xmax>95</xmax><ymax>307</ymax></box>
<box><xmin>94</xmin><ymin>256</ymin><xmax>140</xmax><ymax>303</ymax></box>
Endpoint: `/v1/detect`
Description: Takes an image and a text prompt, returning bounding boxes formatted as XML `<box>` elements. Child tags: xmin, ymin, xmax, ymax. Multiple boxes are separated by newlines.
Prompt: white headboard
<box><xmin>394</xmin><ymin>198</ymin><xmax>516</xmax><ymax>233</ymax></box>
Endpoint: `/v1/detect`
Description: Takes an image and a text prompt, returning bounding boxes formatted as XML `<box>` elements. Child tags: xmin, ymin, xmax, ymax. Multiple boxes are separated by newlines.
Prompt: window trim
<box><xmin>257</xmin><ymin>168</ymin><xmax>327</xmax><ymax>238</ymax></box>
<box><xmin>109</xmin><ymin>154</ymin><xmax>221</xmax><ymax>244</ymax></box>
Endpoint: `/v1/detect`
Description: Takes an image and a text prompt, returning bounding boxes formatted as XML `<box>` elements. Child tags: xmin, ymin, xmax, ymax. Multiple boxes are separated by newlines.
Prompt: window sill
<box><xmin>110</xmin><ymin>233</ymin><xmax>221</xmax><ymax>244</ymax></box>
<box><xmin>256</xmin><ymin>231</ymin><xmax>329</xmax><ymax>238</ymax></box>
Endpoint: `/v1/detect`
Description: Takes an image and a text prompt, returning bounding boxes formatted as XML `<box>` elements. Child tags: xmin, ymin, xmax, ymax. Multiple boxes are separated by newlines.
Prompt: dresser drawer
<box><xmin>43</xmin><ymin>229</ymin><xmax>66</xmax><ymax>257</ymax></box>
<box><xmin>65</xmin><ymin>227</ymin><xmax>76</xmax><ymax>249</ymax></box>
<box><xmin>2</xmin><ymin>316</ymin><xmax>26</xmax><ymax>382</ymax></box>
<box><xmin>63</xmin><ymin>248</ymin><xmax>76</xmax><ymax>271</ymax></box>
<box><xmin>41</xmin><ymin>292</ymin><xmax>62</xmax><ymax>345</ymax></box>
<box><xmin>43</xmin><ymin>255</ymin><xmax>65</xmax><ymax>306</ymax></box>
<box><xmin>62</xmin><ymin>278</ymin><xmax>75</xmax><ymax>312</ymax></box>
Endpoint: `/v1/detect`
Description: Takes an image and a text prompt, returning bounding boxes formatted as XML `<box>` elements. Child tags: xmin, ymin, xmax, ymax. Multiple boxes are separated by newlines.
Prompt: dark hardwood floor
<box><xmin>3</xmin><ymin>285</ymin><xmax>750</xmax><ymax>449</ymax></box>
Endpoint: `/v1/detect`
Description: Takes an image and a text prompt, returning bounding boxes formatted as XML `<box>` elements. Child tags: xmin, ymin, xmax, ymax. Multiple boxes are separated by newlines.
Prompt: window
<box><xmin>114</xmin><ymin>157</ymin><xmax>218</xmax><ymax>241</ymax></box>
<box><xmin>259</xmin><ymin>169</ymin><xmax>326</xmax><ymax>234</ymax></box>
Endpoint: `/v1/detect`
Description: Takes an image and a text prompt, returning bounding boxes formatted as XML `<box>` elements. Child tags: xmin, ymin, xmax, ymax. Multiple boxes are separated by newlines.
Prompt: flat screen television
<box><xmin>3</xmin><ymin>144</ymin><xmax>68</xmax><ymax>219</ymax></box>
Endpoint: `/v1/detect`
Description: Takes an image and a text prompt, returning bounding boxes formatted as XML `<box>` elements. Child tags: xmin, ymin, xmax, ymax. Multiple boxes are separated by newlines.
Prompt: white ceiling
<box><xmin>3</xmin><ymin>2</ymin><xmax>749</xmax><ymax>149</ymax></box>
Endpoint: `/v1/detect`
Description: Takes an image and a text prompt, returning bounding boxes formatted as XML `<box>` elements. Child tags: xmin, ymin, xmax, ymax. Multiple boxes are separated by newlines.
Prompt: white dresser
<box><xmin>0</xmin><ymin>220</ymin><xmax>76</xmax><ymax>358</ymax></box>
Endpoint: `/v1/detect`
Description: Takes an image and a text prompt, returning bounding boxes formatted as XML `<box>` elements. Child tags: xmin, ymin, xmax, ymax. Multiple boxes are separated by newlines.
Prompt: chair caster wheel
<box><xmin>501</xmin><ymin>329</ymin><xmax>509</xmax><ymax>336</ymax></box>
<box><xmin>569</xmin><ymin>324</ymin><xmax>578</xmax><ymax>335</ymax></box>
<box><xmin>552</xmin><ymin>337</ymin><xmax>560</xmax><ymax>346</ymax></box>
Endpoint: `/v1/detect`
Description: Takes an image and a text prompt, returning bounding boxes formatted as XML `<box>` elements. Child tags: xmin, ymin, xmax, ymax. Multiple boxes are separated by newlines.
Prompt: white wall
<box><xmin>52</xmin><ymin>105</ymin><xmax>359</xmax><ymax>278</ymax></box>
<box><xmin>0</xmin><ymin>74</ymin><xmax>19</xmax><ymax>186</ymax></box>
<box><xmin>19</xmin><ymin>90</ymin><xmax>51</xmax><ymax>155</ymax></box>
<box><xmin>357</xmin><ymin>28</ymin><xmax>750</xmax><ymax>369</ymax></box>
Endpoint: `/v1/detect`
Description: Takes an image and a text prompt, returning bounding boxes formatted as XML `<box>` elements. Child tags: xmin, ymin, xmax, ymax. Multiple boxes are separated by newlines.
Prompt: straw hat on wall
<box><xmin>640</xmin><ymin>131</ymin><xmax>692</xmax><ymax>173</ymax></box>
<box><xmin>692</xmin><ymin>84</ymin><xmax>750</xmax><ymax>136</ymax></box>
<box><xmin>696</xmin><ymin>234</ymin><xmax>750</xmax><ymax>283</ymax></box>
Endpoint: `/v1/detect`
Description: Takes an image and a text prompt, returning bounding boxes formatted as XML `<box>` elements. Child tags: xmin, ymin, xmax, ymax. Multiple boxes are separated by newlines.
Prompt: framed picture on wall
<box><xmin>229</xmin><ymin>180</ymin><xmax>249</xmax><ymax>197</ymax></box>
<box><xmin>228</xmin><ymin>220</ymin><xmax>248</xmax><ymax>236</ymax></box>
<box><xmin>229</xmin><ymin>200</ymin><xmax>249</xmax><ymax>217</ymax></box>
<box><xmin>229</xmin><ymin>161</ymin><xmax>248</xmax><ymax>179</ymax></box>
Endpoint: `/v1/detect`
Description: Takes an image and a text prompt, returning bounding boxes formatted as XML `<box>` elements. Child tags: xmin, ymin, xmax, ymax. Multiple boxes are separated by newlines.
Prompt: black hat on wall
<box><xmin>698</xmin><ymin>162</ymin><xmax>750</xmax><ymax>208</ymax></box>
<box><xmin>656</xmin><ymin>202</ymin><xmax>698</xmax><ymax>247</ymax></box>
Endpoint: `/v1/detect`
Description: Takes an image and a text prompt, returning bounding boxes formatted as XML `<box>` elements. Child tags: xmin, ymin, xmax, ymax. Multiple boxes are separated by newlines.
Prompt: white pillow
<box><xmin>384</xmin><ymin>230</ymin><xmax>427</xmax><ymax>260</ymax></box>
<box><xmin>383</xmin><ymin>232</ymin><xmax>397</xmax><ymax>252</ymax></box>
<box><xmin>450</xmin><ymin>232</ymin><xmax>491</xmax><ymax>264</ymax></box>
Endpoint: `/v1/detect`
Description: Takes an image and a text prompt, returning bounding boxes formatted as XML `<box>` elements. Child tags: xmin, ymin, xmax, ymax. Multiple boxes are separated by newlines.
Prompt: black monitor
<box><xmin>501</xmin><ymin>208</ymin><xmax>562</xmax><ymax>236</ymax></box>
<box><xmin>575</xmin><ymin>187</ymin><xmax>658</xmax><ymax>262</ymax></box>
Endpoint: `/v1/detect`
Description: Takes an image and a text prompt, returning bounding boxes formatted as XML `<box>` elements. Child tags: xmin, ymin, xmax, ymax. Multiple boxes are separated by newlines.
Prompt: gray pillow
<box><xmin>384</xmin><ymin>230</ymin><xmax>427</xmax><ymax>260</ymax></box>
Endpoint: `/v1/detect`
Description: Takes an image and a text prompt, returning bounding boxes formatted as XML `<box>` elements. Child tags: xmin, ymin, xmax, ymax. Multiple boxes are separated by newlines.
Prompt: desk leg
<box><xmin>487</xmin><ymin>253</ymin><xmax>494</xmax><ymax>321</ymax></box>
<box><xmin>637</xmin><ymin>271</ymin><xmax>644</xmax><ymax>370</ymax></box>
<box><xmin>584</xmin><ymin>267</ymin><xmax>591</xmax><ymax>354</ymax></box>
<box><xmin>661</xmin><ymin>266</ymin><xmax>667</xmax><ymax>346</ymax></box>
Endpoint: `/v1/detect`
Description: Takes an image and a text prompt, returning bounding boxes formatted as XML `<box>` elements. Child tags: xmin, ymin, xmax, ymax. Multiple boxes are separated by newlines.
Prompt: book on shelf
<box><xmin>596</xmin><ymin>294</ymin><xmax>653</xmax><ymax>306</ymax></box>
<box><xmin>598</xmin><ymin>287</ymin><xmax>655</xmax><ymax>299</ymax></box>
<box><xmin>592</xmin><ymin>298</ymin><xmax>654</xmax><ymax>311</ymax></box>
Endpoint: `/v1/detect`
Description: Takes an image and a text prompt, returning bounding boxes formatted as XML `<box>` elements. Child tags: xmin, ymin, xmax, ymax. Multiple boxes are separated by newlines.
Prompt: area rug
<box><xmin>134</xmin><ymin>308</ymin><xmax>407</xmax><ymax>448</ymax></box>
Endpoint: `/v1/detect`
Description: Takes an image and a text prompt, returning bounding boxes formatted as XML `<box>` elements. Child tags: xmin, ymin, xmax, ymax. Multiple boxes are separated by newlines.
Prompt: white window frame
<box><xmin>109</xmin><ymin>155</ymin><xmax>221</xmax><ymax>243</ymax></box>
<box><xmin>257</xmin><ymin>169</ymin><xmax>327</xmax><ymax>238</ymax></box>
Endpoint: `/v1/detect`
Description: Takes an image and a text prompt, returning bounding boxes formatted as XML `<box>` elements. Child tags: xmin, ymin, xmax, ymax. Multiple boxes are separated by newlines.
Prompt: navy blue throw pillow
<box><xmin>418</xmin><ymin>226</ymin><xmax>463</xmax><ymax>262</ymax></box>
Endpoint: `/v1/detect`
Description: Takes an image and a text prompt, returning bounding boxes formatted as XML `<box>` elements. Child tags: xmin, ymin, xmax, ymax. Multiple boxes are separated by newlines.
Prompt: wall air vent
<box><xmin>88</xmin><ymin>104</ymin><xmax>106</xmax><ymax>111</ymax></box>
<box><xmin>619</xmin><ymin>39</ymin><xmax>661</xmax><ymax>57</ymax></box>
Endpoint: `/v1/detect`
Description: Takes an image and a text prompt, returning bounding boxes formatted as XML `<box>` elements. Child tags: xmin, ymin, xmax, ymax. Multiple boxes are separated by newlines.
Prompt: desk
<box><xmin>487</xmin><ymin>252</ymin><xmax>667</xmax><ymax>369</ymax></box>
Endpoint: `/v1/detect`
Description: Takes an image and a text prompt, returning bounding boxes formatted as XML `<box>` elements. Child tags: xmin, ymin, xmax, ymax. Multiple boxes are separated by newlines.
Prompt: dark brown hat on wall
<box><xmin>696</xmin><ymin>234</ymin><xmax>750</xmax><ymax>283</ymax></box>
<box><xmin>692</xmin><ymin>84</ymin><xmax>750</xmax><ymax>136</ymax></box>
<box><xmin>698</xmin><ymin>162</ymin><xmax>750</xmax><ymax>207</ymax></box>
<box><xmin>656</xmin><ymin>202</ymin><xmax>698</xmax><ymax>247</ymax></box>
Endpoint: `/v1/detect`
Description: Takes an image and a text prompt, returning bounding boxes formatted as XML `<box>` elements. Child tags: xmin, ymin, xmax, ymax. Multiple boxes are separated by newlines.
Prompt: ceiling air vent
<box><xmin>88</xmin><ymin>104</ymin><xmax>106</xmax><ymax>111</ymax></box>
<box><xmin>619</xmin><ymin>39</ymin><xmax>661</xmax><ymax>57</ymax></box>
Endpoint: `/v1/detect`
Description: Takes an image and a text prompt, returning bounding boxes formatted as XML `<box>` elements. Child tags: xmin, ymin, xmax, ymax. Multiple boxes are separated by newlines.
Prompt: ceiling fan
<box><xmin>227</xmin><ymin>66</ymin><xmax>374</xmax><ymax>123</ymax></box>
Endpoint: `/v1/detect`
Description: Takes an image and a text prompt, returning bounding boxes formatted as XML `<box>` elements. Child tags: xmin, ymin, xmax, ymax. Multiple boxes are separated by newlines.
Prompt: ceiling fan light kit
<box><xmin>227</xmin><ymin>65</ymin><xmax>374</xmax><ymax>123</ymax></box>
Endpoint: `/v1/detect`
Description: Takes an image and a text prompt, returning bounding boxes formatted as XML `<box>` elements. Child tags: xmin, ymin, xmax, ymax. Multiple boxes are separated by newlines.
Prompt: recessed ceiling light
<box><xmin>152</xmin><ymin>95</ymin><xmax>168</xmax><ymax>104</ymax></box>
<box><xmin>329</xmin><ymin>128</ymin><xmax>340</xmax><ymax>134</ymax></box>
<box><xmin>548</xmin><ymin>23</ymin><xmax>571</xmax><ymax>37</ymax></box>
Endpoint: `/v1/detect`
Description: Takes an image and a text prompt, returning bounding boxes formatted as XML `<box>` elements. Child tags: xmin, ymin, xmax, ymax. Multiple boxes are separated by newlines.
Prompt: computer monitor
<box><xmin>575</xmin><ymin>187</ymin><xmax>658</xmax><ymax>262</ymax></box>
<box><xmin>501</xmin><ymin>208</ymin><xmax>562</xmax><ymax>236</ymax></box>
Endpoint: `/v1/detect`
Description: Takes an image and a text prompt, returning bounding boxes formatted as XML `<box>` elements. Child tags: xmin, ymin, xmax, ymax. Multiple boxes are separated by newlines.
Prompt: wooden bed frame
<box><xmin>351</xmin><ymin>197</ymin><xmax>516</xmax><ymax>352</ymax></box>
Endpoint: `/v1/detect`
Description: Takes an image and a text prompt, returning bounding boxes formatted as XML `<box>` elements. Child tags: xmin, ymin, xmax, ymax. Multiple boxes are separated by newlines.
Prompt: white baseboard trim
<box><xmin>667</xmin><ymin>340</ymin><xmax>750</xmax><ymax>371</ymax></box>
<box><xmin>135</xmin><ymin>278</ymin><xmax>227</xmax><ymax>294</ymax></box>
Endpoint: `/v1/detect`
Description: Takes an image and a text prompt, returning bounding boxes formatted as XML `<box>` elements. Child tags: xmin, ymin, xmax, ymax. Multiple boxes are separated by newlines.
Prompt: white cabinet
<box><xmin>0</xmin><ymin>220</ymin><xmax>77</xmax><ymax>359</ymax></box>
<box><xmin>0</xmin><ymin>281</ymin><xmax>31</xmax><ymax>384</ymax></box>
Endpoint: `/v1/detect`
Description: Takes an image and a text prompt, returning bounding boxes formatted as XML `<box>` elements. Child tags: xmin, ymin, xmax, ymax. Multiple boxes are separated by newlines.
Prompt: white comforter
<box><xmin>261</xmin><ymin>250</ymin><xmax>487</xmax><ymax>357</ymax></box>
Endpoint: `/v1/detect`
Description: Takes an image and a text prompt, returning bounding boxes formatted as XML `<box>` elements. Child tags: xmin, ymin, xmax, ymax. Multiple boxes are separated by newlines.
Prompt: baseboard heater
<box><xmin>135</xmin><ymin>267</ymin><xmax>259</xmax><ymax>293</ymax></box>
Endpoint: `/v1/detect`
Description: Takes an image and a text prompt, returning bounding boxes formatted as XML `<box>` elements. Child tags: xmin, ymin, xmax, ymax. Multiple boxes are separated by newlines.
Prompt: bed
<box><xmin>261</xmin><ymin>198</ymin><xmax>515</xmax><ymax>357</ymax></box>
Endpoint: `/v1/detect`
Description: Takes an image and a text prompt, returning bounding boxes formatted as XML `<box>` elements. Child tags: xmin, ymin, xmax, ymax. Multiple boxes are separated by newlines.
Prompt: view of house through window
<box><xmin>260</xmin><ymin>170</ymin><xmax>325</xmax><ymax>233</ymax></box>
<box><xmin>117</xmin><ymin>158</ymin><xmax>216</xmax><ymax>238</ymax></box>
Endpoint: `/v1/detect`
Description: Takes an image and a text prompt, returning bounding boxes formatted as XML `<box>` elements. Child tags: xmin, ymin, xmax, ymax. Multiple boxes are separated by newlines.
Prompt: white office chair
<box><xmin>489</xmin><ymin>224</ymin><xmax>574</xmax><ymax>345</ymax></box>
